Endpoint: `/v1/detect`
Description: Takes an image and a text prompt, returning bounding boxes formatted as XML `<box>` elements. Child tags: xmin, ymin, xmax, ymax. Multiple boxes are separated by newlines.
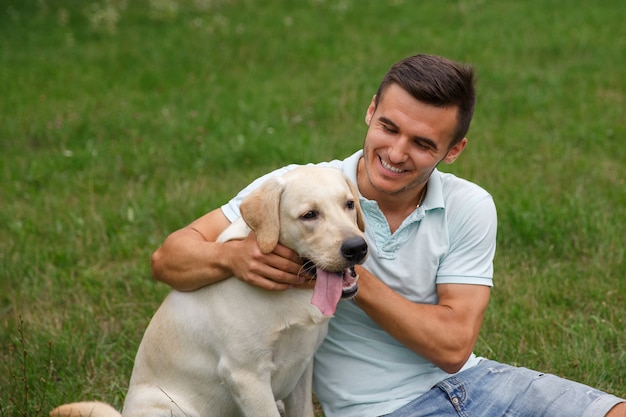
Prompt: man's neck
<box><xmin>357</xmin><ymin>159</ymin><xmax>426</xmax><ymax>233</ymax></box>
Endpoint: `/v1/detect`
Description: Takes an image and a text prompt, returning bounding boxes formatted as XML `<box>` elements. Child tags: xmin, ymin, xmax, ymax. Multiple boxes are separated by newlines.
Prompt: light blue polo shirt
<box><xmin>221</xmin><ymin>150</ymin><xmax>497</xmax><ymax>417</ymax></box>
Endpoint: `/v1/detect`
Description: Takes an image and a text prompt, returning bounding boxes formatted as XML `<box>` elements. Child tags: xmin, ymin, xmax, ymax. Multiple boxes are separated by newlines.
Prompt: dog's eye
<box><xmin>301</xmin><ymin>211</ymin><xmax>318</xmax><ymax>220</ymax></box>
<box><xmin>346</xmin><ymin>200</ymin><xmax>355</xmax><ymax>210</ymax></box>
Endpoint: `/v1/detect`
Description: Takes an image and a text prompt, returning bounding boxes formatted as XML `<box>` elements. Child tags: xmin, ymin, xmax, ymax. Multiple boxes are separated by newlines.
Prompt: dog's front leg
<box><xmin>218</xmin><ymin>364</ymin><xmax>282</xmax><ymax>417</ymax></box>
<box><xmin>281</xmin><ymin>362</ymin><xmax>315</xmax><ymax>417</ymax></box>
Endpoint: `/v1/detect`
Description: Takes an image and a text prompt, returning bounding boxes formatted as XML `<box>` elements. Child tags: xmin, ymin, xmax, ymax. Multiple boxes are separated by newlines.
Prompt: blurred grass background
<box><xmin>1</xmin><ymin>0</ymin><xmax>624</xmax><ymax>415</ymax></box>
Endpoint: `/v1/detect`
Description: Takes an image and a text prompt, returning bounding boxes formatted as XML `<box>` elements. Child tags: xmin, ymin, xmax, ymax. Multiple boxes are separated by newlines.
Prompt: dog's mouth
<box><xmin>302</xmin><ymin>260</ymin><xmax>359</xmax><ymax>317</ymax></box>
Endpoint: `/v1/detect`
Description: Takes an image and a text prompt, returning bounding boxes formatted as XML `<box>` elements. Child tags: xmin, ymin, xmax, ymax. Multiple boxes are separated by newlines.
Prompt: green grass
<box><xmin>1</xmin><ymin>0</ymin><xmax>624</xmax><ymax>415</ymax></box>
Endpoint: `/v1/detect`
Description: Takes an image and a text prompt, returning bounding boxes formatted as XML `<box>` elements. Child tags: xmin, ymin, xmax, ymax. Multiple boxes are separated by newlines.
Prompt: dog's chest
<box><xmin>272</xmin><ymin>317</ymin><xmax>329</xmax><ymax>362</ymax></box>
<box><xmin>267</xmin><ymin>317</ymin><xmax>329</xmax><ymax>397</ymax></box>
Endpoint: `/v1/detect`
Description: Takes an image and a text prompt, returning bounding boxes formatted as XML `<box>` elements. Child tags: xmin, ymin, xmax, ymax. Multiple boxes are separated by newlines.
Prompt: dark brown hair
<box><xmin>374</xmin><ymin>54</ymin><xmax>476</xmax><ymax>147</ymax></box>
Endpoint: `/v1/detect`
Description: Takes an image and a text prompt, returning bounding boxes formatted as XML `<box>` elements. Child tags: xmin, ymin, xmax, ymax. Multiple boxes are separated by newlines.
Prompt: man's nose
<box><xmin>388</xmin><ymin>138</ymin><xmax>410</xmax><ymax>163</ymax></box>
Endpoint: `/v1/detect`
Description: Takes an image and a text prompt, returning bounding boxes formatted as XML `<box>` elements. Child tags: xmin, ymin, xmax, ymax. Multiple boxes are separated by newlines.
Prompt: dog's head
<box><xmin>240</xmin><ymin>166</ymin><xmax>368</xmax><ymax>316</ymax></box>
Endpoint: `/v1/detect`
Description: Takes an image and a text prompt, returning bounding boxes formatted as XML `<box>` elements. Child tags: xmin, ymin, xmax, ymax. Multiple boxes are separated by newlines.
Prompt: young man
<box><xmin>151</xmin><ymin>54</ymin><xmax>625</xmax><ymax>416</ymax></box>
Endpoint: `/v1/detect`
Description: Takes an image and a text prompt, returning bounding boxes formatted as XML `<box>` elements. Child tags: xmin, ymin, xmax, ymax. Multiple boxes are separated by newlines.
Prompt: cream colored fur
<box><xmin>51</xmin><ymin>166</ymin><xmax>366</xmax><ymax>417</ymax></box>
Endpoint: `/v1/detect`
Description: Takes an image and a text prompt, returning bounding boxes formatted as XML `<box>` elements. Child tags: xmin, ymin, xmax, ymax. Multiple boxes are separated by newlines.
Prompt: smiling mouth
<box><xmin>379</xmin><ymin>156</ymin><xmax>406</xmax><ymax>174</ymax></box>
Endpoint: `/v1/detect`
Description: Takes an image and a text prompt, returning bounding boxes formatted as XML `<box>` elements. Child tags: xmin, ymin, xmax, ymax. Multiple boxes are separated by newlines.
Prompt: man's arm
<box><xmin>151</xmin><ymin>208</ymin><xmax>307</xmax><ymax>292</ymax></box>
<box><xmin>353</xmin><ymin>266</ymin><xmax>490</xmax><ymax>374</ymax></box>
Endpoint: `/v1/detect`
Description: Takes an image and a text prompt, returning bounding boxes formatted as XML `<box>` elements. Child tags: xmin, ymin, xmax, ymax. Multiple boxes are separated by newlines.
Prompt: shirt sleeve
<box><xmin>436</xmin><ymin>193</ymin><xmax>497</xmax><ymax>287</ymax></box>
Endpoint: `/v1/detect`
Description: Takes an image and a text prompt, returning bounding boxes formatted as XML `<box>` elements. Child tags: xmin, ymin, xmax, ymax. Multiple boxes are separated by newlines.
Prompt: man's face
<box><xmin>360</xmin><ymin>83</ymin><xmax>467</xmax><ymax>201</ymax></box>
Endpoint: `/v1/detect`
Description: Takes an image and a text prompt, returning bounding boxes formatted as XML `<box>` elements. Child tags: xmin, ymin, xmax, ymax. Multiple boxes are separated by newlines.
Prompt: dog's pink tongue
<box><xmin>311</xmin><ymin>268</ymin><xmax>343</xmax><ymax>316</ymax></box>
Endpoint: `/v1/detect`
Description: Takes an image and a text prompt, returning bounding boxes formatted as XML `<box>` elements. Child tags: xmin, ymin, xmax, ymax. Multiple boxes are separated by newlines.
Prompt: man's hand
<box><xmin>225</xmin><ymin>232</ymin><xmax>312</xmax><ymax>291</ymax></box>
<box><xmin>152</xmin><ymin>208</ymin><xmax>314</xmax><ymax>292</ymax></box>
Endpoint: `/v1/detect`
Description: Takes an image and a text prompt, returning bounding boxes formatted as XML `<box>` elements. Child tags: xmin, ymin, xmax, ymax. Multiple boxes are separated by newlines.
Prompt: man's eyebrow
<box><xmin>378</xmin><ymin>116</ymin><xmax>398</xmax><ymax>129</ymax></box>
<box><xmin>413</xmin><ymin>136</ymin><xmax>438</xmax><ymax>151</ymax></box>
<box><xmin>378</xmin><ymin>116</ymin><xmax>438</xmax><ymax>150</ymax></box>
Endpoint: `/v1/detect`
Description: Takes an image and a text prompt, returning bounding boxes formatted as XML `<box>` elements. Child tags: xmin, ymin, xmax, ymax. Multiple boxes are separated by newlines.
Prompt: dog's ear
<box><xmin>240</xmin><ymin>176</ymin><xmax>286</xmax><ymax>253</ymax></box>
<box><xmin>345</xmin><ymin>177</ymin><xmax>365</xmax><ymax>232</ymax></box>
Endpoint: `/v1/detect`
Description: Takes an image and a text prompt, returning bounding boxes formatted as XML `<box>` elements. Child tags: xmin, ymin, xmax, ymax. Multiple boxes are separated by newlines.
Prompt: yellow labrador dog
<box><xmin>51</xmin><ymin>166</ymin><xmax>367</xmax><ymax>417</ymax></box>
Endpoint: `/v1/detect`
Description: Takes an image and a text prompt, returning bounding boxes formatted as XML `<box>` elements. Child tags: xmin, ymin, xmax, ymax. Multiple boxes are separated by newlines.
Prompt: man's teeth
<box><xmin>381</xmin><ymin>159</ymin><xmax>404</xmax><ymax>173</ymax></box>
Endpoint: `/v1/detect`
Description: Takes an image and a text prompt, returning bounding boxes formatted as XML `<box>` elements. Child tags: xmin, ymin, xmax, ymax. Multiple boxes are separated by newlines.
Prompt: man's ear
<box><xmin>365</xmin><ymin>95</ymin><xmax>376</xmax><ymax>125</ymax></box>
<box><xmin>240</xmin><ymin>177</ymin><xmax>286</xmax><ymax>253</ymax></box>
<box><xmin>443</xmin><ymin>137</ymin><xmax>468</xmax><ymax>164</ymax></box>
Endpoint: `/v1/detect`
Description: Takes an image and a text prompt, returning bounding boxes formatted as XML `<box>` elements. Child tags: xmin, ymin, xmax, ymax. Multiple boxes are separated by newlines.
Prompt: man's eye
<box><xmin>302</xmin><ymin>211</ymin><xmax>318</xmax><ymax>219</ymax></box>
<box><xmin>382</xmin><ymin>125</ymin><xmax>396</xmax><ymax>133</ymax></box>
<box><xmin>346</xmin><ymin>200</ymin><xmax>355</xmax><ymax>210</ymax></box>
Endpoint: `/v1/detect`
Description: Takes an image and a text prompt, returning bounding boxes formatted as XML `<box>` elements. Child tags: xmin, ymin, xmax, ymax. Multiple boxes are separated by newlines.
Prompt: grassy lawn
<box><xmin>1</xmin><ymin>0</ymin><xmax>624</xmax><ymax>415</ymax></box>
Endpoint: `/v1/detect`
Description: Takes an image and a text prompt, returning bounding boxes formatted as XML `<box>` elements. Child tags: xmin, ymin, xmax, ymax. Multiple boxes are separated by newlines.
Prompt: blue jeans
<box><xmin>383</xmin><ymin>360</ymin><xmax>624</xmax><ymax>417</ymax></box>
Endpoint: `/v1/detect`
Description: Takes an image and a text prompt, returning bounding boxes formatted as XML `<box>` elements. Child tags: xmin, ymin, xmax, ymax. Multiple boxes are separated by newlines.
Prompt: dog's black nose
<box><xmin>341</xmin><ymin>237</ymin><xmax>368</xmax><ymax>264</ymax></box>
